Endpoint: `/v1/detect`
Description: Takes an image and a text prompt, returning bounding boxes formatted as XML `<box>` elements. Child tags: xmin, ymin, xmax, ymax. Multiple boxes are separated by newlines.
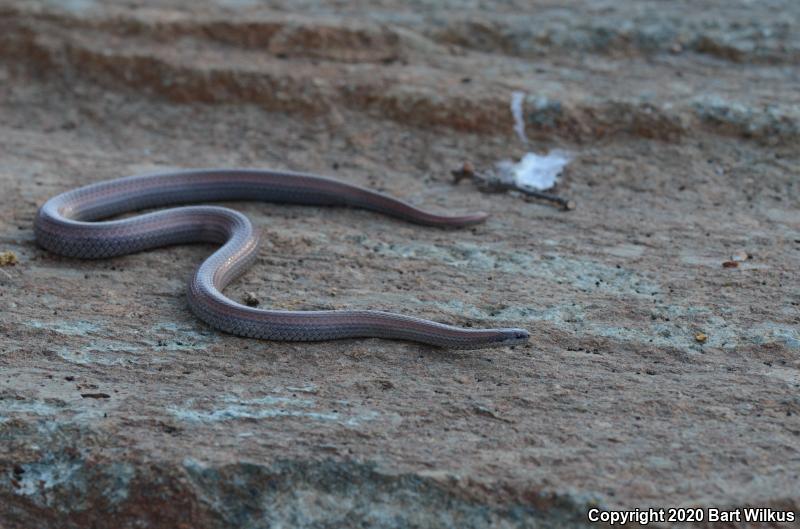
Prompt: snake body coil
<box><xmin>35</xmin><ymin>169</ymin><xmax>530</xmax><ymax>349</ymax></box>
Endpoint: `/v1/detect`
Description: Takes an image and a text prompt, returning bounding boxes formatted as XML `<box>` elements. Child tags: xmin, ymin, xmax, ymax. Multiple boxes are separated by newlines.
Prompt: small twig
<box><xmin>519</xmin><ymin>189</ymin><xmax>576</xmax><ymax>210</ymax></box>
<box><xmin>451</xmin><ymin>162</ymin><xmax>575</xmax><ymax>210</ymax></box>
<box><xmin>451</xmin><ymin>161</ymin><xmax>476</xmax><ymax>184</ymax></box>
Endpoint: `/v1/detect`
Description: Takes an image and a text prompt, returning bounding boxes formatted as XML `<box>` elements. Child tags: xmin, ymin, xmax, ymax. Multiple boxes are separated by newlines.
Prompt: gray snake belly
<box><xmin>34</xmin><ymin>168</ymin><xmax>529</xmax><ymax>349</ymax></box>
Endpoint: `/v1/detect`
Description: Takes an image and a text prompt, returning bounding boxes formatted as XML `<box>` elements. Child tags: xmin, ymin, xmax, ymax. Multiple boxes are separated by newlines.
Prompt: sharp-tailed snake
<box><xmin>35</xmin><ymin>169</ymin><xmax>530</xmax><ymax>349</ymax></box>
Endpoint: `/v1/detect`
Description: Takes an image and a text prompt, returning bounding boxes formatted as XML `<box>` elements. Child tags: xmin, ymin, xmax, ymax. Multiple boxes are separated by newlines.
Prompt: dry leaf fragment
<box><xmin>0</xmin><ymin>251</ymin><xmax>18</xmax><ymax>266</ymax></box>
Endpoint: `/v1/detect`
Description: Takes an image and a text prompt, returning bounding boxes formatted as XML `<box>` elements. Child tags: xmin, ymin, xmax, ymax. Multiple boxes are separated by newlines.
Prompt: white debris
<box><xmin>510</xmin><ymin>91</ymin><xmax>528</xmax><ymax>143</ymax></box>
<box><xmin>496</xmin><ymin>150</ymin><xmax>571</xmax><ymax>191</ymax></box>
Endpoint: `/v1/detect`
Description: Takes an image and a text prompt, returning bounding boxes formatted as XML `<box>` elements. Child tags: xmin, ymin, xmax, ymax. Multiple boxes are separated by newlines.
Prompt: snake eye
<box><xmin>500</xmin><ymin>329</ymin><xmax>529</xmax><ymax>344</ymax></box>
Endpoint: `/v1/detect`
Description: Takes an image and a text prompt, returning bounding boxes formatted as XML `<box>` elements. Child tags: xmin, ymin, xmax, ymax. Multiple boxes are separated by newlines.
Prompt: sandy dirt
<box><xmin>0</xmin><ymin>1</ymin><xmax>798</xmax><ymax>527</ymax></box>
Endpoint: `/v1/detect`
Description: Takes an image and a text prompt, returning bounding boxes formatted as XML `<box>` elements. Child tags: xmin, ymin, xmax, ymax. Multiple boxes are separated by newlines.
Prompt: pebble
<box><xmin>243</xmin><ymin>292</ymin><xmax>260</xmax><ymax>307</ymax></box>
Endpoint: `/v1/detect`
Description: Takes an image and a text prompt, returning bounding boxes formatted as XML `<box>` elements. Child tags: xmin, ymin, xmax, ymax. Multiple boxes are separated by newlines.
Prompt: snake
<box><xmin>34</xmin><ymin>169</ymin><xmax>530</xmax><ymax>349</ymax></box>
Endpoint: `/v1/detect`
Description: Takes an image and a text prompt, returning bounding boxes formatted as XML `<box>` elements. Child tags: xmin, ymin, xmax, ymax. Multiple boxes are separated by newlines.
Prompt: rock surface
<box><xmin>0</xmin><ymin>0</ymin><xmax>798</xmax><ymax>527</ymax></box>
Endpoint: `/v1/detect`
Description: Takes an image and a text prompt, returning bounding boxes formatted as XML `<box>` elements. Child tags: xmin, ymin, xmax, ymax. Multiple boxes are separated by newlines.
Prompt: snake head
<box><xmin>497</xmin><ymin>328</ymin><xmax>530</xmax><ymax>347</ymax></box>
